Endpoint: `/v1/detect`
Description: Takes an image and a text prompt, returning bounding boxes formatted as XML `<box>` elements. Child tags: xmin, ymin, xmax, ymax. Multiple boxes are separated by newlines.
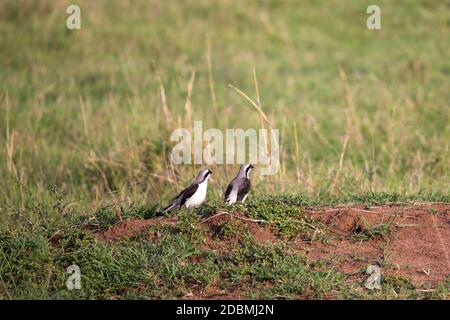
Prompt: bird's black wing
<box><xmin>162</xmin><ymin>183</ymin><xmax>196</xmax><ymax>213</ymax></box>
<box><xmin>236</xmin><ymin>178</ymin><xmax>251</xmax><ymax>202</ymax></box>
<box><xmin>224</xmin><ymin>180</ymin><xmax>235</xmax><ymax>202</ymax></box>
<box><xmin>180</xmin><ymin>183</ymin><xmax>199</xmax><ymax>206</ymax></box>
<box><xmin>170</xmin><ymin>185</ymin><xmax>189</xmax><ymax>202</ymax></box>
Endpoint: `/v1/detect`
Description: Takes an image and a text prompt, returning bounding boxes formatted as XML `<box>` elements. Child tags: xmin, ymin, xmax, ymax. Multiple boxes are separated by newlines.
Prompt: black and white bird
<box><xmin>162</xmin><ymin>168</ymin><xmax>212</xmax><ymax>213</ymax></box>
<box><xmin>224</xmin><ymin>164</ymin><xmax>254</xmax><ymax>204</ymax></box>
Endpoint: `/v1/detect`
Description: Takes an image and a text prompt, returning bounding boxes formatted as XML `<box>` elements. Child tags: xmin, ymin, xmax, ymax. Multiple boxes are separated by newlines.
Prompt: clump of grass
<box><xmin>175</xmin><ymin>211</ymin><xmax>205</xmax><ymax>244</ymax></box>
<box><xmin>211</xmin><ymin>219</ymin><xmax>252</xmax><ymax>243</ymax></box>
<box><xmin>84</xmin><ymin>204</ymin><xmax>160</xmax><ymax>230</ymax></box>
<box><xmin>196</xmin><ymin>201</ymin><xmax>221</xmax><ymax>217</ymax></box>
<box><xmin>351</xmin><ymin>217</ymin><xmax>395</xmax><ymax>241</ymax></box>
<box><xmin>87</xmin><ymin>208</ymin><xmax>118</xmax><ymax>230</ymax></box>
<box><xmin>343</xmin><ymin>191</ymin><xmax>450</xmax><ymax>207</ymax></box>
<box><xmin>216</xmin><ymin>243</ymin><xmax>345</xmax><ymax>299</ymax></box>
<box><xmin>234</xmin><ymin>195</ymin><xmax>326</xmax><ymax>240</ymax></box>
<box><xmin>383</xmin><ymin>275</ymin><xmax>415</xmax><ymax>292</ymax></box>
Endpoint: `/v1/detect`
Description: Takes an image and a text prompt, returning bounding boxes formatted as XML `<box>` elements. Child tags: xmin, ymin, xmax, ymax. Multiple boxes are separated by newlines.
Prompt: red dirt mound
<box><xmin>94</xmin><ymin>203</ymin><xmax>449</xmax><ymax>288</ymax></box>
<box><xmin>301</xmin><ymin>203</ymin><xmax>449</xmax><ymax>287</ymax></box>
<box><xmin>198</xmin><ymin>211</ymin><xmax>277</xmax><ymax>252</ymax></box>
<box><xmin>95</xmin><ymin>216</ymin><xmax>177</xmax><ymax>242</ymax></box>
<box><xmin>200</xmin><ymin>211</ymin><xmax>277</xmax><ymax>243</ymax></box>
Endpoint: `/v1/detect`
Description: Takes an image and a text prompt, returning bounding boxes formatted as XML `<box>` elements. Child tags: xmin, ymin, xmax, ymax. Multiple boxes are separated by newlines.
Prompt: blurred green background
<box><xmin>0</xmin><ymin>0</ymin><xmax>449</xmax><ymax>219</ymax></box>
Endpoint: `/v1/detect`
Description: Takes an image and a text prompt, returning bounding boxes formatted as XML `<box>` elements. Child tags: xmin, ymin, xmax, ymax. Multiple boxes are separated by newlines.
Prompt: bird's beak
<box><xmin>249</xmin><ymin>164</ymin><xmax>254</xmax><ymax>169</ymax></box>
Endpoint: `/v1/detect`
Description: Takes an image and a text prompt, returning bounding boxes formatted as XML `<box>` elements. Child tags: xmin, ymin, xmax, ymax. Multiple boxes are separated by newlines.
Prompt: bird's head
<box><xmin>197</xmin><ymin>168</ymin><xmax>213</xmax><ymax>183</ymax></box>
<box><xmin>238</xmin><ymin>164</ymin><xmax>254</xmax><ymax>178</ymax></box>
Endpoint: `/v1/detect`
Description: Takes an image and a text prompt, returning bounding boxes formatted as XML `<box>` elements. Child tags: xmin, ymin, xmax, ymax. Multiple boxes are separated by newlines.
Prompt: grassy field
<box><xmin>0</xmin><ymin>0</ymin><xmax>449</xmax><ymax>299</ymax></box>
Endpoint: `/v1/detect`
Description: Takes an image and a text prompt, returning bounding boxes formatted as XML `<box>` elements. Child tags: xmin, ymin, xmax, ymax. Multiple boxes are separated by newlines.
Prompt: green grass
<box><xmin>0</xmin><ymin>0</ymin><xmax>449</xmax><ymax>299</ymax></box>
<box><xmin>1</xmin><ymin>192</ymin><xmax>448</xmax><ymax>299</ymax></box>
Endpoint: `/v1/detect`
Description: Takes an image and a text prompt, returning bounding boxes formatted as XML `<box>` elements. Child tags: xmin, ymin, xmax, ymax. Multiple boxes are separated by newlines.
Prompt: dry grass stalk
<box><xmin>206</xmin><ymin>37</ymin><xmax>218</xmax><ymax>111</ymax></box>
<box><xmin>159</xmin><ymin>81</ymin><xmax>173</xmax><ymax>129</ymax></box>
<box><xmin>184</xmin><ymin>69</ymin><xmax>196</xmax><ymax>130</ymax></box>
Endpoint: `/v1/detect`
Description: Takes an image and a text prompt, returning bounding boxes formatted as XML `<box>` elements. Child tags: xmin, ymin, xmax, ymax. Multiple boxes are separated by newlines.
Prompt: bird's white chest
<box><xmin>185</xmin><ymin>180</ymin><xmax>208</xmax><ymax>208</ymax></box>
<box><xmin>227</xmin><ymin>188</ymin><xmax>238</xmax><ymax>204</ymax></box>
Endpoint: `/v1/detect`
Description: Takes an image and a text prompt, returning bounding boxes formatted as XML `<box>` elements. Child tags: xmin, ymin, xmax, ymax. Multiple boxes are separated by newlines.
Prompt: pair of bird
<box><xmin>162</xmin><ymin>164</ymin><xmax>254</xmax><ymax>213</ymax></box>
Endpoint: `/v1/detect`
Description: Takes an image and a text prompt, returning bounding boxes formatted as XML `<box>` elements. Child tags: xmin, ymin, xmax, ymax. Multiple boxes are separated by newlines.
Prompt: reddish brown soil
<box><xmin>200</xmin><ymin>211</ymin><xmax>277</xmax><ymax>248</ymax></box>
<box><xmin>302</xmin><ymin>203</ymin><xmax>450</xmax><ymax>287</ymax></box>
<box><xmin>94</xmin><ymin>203</ymin><xmax>449</xmax><ymax>289</ymax></box>
<box><xmin>95</xmin><ymin>216</ymin><xmax>178</xmax><ymax>242</ymax></box>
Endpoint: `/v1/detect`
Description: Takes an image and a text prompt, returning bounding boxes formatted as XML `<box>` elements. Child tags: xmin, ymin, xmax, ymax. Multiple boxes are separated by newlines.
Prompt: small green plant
<box><xmin>351</xmin><ymin>216</ymin><xmax>395</xmax><ymax>241</ymax></box>
<box><xmin>236</xmin><ymin>196</ymin><xmax>326</xmax><ymax>240</ymax></box>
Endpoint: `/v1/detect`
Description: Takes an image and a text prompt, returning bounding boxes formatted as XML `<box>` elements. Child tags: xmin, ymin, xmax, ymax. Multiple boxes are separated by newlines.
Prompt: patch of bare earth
<box><xmin>95</xmin><ymin>216</ymin><xmax>178</xmax><ymax>242</ymax></box>
<box><xmin>94</xmin><ymin>203</ymin><xmax>449</xmax><ymax>291</ymax></box>
<box><xmin>300</xmin><ymin>203</ymin><xmax>450</xmax><ymax>288</ymax></box>
<box><xmin>199</xmin><ymin>211</ymin><xmax>277</xmax><ymax>251</ymax></box>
